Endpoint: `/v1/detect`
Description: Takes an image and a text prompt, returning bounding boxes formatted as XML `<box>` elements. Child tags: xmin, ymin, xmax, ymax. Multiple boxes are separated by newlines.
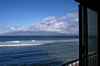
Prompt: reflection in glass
<box><xmin>87</xmin><ymin>8</ymin><xmax>98</xmax><ymax>54</ymax></box>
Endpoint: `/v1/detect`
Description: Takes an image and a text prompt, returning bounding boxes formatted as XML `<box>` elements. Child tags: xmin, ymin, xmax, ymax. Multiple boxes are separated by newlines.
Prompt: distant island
<box><xmin>0</xmin><ymin>31</ymin><xmax>78</xmax><ymax>36</ymax></box>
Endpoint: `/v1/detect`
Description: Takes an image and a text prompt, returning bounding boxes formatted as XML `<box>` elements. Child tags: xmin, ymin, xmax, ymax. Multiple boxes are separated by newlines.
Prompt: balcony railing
<box><xmin>62</xmin><ymin>59</ymin><xmax>79</xmax><ymax>66</ymax></box>
<box><xmin>62</xmin><ymin>52</ymin><xmax>98</xmax><ymax>66</ymax></box>
<box><xmin>88</xmin><ymin>52</ymin><xmax>98</xmax><ymax>66</ymax></box>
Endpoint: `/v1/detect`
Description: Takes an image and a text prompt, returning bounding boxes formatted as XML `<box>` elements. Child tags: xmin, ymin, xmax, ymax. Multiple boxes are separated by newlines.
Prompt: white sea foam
<box><xmin>32</xmin><ymin>40</ymin><xmax>35</xmax><ymax>42</ymax></box>
<box><xmin>0</xmin><ymin>39</ymin><xmax>79</xmax><ymax>47</ymax></box>
<box><xmin>61</xmin><ymin>39</ymin><xmax>79</xmax><ymax>42</ymax></box>
<box><xmin>6</xmin><ymin>41</ymin><xmax>20</xmax><ymax>43</ymax></box>
<box><xmin>0</xmin><ymin>44</ymin><xmax>42</xmax><ymax>47</ymax></box>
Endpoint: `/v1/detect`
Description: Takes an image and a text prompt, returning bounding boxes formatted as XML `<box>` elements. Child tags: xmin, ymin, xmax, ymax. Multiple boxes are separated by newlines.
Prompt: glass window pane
<box><xmin>87</xmin><ymin>8</ymin><xmax>98</xmax><ymax>55</ymax></box>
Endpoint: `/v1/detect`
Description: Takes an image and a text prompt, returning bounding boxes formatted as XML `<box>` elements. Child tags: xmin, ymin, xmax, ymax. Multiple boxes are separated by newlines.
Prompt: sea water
<box><xmin>0</xmin><ymin>36</ymin><xmax>79</xmax><ymax>66</ymax></box>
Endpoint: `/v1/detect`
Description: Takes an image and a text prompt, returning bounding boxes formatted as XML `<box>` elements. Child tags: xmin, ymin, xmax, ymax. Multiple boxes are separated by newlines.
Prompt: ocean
<box><xmin>0</xmin><ymin>36</ymin><xmax>79</xmax><ymax>66</ymax></box>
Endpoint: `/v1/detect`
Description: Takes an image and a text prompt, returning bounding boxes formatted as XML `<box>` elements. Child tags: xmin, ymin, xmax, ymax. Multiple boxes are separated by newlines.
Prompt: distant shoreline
<box><xmin>0</xmin><ymin>36</ymin><xmax>79</xmax><ymax>41</ymax></box>
<box><xmin>0</xmin><ymin>35</ymin><xmax>79</xmax><ymax>37</ymax></box>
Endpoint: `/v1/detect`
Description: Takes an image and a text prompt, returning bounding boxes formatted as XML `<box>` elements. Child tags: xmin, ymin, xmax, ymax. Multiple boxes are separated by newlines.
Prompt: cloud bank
<box><xmin>0</xmin><ymin>13</ymin><xmax>79</xmax><ymax>35</ymax></box>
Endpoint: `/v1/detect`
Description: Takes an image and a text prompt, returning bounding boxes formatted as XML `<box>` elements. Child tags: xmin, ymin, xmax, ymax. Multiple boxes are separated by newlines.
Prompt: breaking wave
<box><xmin>6</xmin><ymin>41</ymin><xmax>20</xmax><ymax>43</ymax></box>
<box><xmin>0</xmin><ymin>44</ymin><xmax>42</xmax><ymax>47</ymax></box>
<box><xmin>0</xmin><ymin>39</ymin><xmax>78</xmax><ymax>47</ymax></box>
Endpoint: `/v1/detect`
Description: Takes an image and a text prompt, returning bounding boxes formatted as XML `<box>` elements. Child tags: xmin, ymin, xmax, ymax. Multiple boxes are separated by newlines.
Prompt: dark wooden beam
<box><xmin>75</xmin><ymin>0</ymin><xmax>99</xmax><ymax>12</ymax></box>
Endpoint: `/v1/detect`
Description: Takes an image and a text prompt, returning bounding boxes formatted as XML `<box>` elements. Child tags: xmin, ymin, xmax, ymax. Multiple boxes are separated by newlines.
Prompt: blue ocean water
<box><xmin>0</xmin><ymin>36</ymin><xmax>79</xmax><ymax>66</ymax></box>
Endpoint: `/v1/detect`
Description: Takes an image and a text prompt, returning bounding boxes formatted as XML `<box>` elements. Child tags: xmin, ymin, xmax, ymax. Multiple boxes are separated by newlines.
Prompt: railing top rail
<box><xmin>88</xmin><ymin>52</ymin><xmax>98</xmax><ymax>57</ymax></box>
<box><xmin>62</xmin><ymin>59</ymin><xmax>79</xmax><ymax>66</ymax></box>
<box><xmin>62</xmin><ymin>52</ymin><xmax>98</xmax><ymax>66</ymax></box>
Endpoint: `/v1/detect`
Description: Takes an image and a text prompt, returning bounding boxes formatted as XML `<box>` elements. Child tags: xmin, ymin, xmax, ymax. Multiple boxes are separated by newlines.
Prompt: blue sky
<box><xmin>0</xmin><ymin>0</ymin><xmax>79</xmax><ymax>35</ymax></box>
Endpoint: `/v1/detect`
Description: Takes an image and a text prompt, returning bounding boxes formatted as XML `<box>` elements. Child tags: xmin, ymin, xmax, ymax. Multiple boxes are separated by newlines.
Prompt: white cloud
<box><xmin>43</xmin><ymin>16</ymin><xmax>56</xmax><ymax>21</ymax></box>
<box><xmin>70</xmin><ymin>18</ymin><xmax>79</xmax><ymax>23</ymax></box>
<box><xmin>9</xmin><ymin>27</ymin><xmax>16</xmax><ymax>31</ymax></box>
<box><xmin>0</xmin><ymin>13</ymin><xmax>79</xmax><ymax>35</ymax></box>
<box><xmin>59</xmin><ymin>13</ymin><xmax>78</xmax><ymax>21</ymax></box>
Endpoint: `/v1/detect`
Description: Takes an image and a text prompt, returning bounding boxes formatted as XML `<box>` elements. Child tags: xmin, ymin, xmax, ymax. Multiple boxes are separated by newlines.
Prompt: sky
<box><xmin>0</xmin><ymin>0</ymin><xmax>79</xmax><ymax>35</ymax></box>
